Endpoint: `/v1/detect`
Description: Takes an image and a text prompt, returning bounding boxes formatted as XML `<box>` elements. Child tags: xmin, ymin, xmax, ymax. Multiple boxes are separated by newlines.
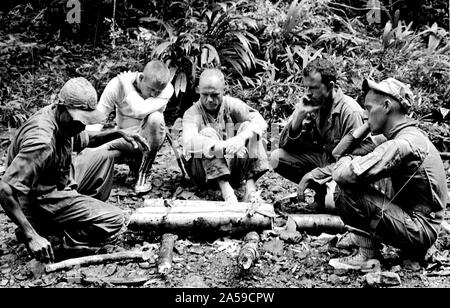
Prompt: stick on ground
<box><xmin>45</xmin><ymin>251</ymin><xmax>152</xmax><ymax>273</ymax></box>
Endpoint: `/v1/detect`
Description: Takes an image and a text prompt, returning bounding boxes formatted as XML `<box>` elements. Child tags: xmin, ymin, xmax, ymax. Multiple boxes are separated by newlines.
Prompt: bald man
<box><xmin>182</xmin><ymin>69</ymin><xmax>270</xmax><ymax>203</ymax></box>
<box><xmin>83</xmin><ymin>60</ymin><xmax>174</xmax><ymax>195</ymax></box>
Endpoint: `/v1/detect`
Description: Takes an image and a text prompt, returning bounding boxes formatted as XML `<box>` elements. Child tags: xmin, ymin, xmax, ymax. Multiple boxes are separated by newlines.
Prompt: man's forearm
<box><xmin>0</xmin><ymin>182</ymin><xmax>39</xmax><ymax>240</ymax></box>
<box><xmin>122</xmin><ymin>93</ymin><xmax>168</xmax><ymax>118</ymax></box>
<box><xmin>86</xmin><ymin>130</ymin><xmax>122</xmax><ymax>148</ymax></box>
<box><xmin>237</xmin><ymin>129</ymin><xmax>256</xmax><ymax>142</ymax></box>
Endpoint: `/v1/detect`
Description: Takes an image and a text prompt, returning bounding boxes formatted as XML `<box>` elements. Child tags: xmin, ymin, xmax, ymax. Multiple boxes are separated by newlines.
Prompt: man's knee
<box><xmin>199</xmin><ymin>127</ymin><xmax>220</xmax><ymax>140</ymax></box>
<box><xmin>103</xmin><ymin>208</ymin><xmax>125</xmax><ymax>234</ymax></box>
<box><xmin>89</xmin><ymin>203</ymin><xmax>125</xmax><ymax>238</ymax></box>
<box><xmin>141</xmin><ymin>111</ymin><xmax>166</xmax><ymax>146</ymax></box>
<box><xmin>146</xmin><ymin>111</ymin><xmax>165</xmax><ymax>127</ymax></box>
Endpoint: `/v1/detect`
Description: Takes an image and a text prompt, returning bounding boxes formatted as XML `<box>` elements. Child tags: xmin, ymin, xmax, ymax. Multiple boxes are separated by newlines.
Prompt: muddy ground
<box><xmin>1</xmin><ymin>124</ymin><xmax>450</xmax><ymax>288</ymax></box>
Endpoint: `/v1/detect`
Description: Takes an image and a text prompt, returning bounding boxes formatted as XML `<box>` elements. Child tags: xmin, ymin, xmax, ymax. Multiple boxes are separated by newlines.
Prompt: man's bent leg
<box><xmin>38</xmin><ymin>192</ymin><xmax>125</xmax><ymax>247</ymax></box>
<box><xmin>73</xmin><ymin>148</ymin><xmax>116</xmax><ymax>202</ymax></box>
<box><xmin>185</xmin><ymin>127</ymin><xmax>236</xmax><ymax>202</ymax></box>
<box><xmin>135</xmin><ymin>112</ymin><xmax>166</xmax><ymax>193</ymax></box>
<box><xmin>335</xmin><ymin>185</ymin><xmax>441</xmax><ymax>254</ymax></box>
<box><xmin>270</xmin><ymin>148</ymin><xmax>326</xmax><ymax>183</ymax></box>
<box><xmin>229</xmin><ymin>122</ymin><xmax>270</xmax><ymax>200</ymax></box>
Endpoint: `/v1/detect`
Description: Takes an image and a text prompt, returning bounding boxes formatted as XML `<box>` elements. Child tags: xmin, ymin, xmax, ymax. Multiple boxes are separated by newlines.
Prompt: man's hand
<box><xmin>291</xmin><ymin>96</ymin><xmax>321</xmax><ymax>132</ymax></box>
<box><xmin>295</xmin><ymin>96</ymin><xmax>322</xmax><ymax>114</ymax></box>
<box><xmin>351</xmin><ymin>122</ymin><xmax>370</xmax><ymax>140</ymax></box>
<box><xmin>223</xmin><ymin>136</ymin><xmax>246</xmax><ymax>156</ymax></box>
<box><xmin>26</xmin><ymin>234</ymin><xmax>54</xmax><ymax>263</ymax></box>
<box><xmin>118</xmin><ymin>131</ymin><xmax>150</xmax><ymax>152</ymax></box>
<box><xmin>297</xmin><ymin>171</ymin><xmax>314</xmax><ymax>202</ymax></box>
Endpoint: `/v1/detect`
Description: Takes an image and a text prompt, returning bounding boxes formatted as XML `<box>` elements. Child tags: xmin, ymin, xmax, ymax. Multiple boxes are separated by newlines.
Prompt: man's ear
<box><xmin>383</xmin><ymin>99</ymin><xmax>393</xmax><ymax>114</ymax></box>
<box><xmin>138</xmin><ymin>73</ymin><xmax>144</xmax><ymax>83</ymax></box>
<box><xmin>327</xmin><ymin>81</ymin><xmax>335</xmax><ymax>92</ymax></box>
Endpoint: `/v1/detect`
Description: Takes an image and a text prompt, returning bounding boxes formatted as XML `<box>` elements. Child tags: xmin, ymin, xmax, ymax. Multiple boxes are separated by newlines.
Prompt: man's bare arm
<box><xmin>86</xmin><ymin>130</ymin><xmax>149</xmax><ymax>151</ymax></box>
<box><xmin>0</xmin><ymin>181</ymin><xmax>54</xmax><ymax>262</ymax></box>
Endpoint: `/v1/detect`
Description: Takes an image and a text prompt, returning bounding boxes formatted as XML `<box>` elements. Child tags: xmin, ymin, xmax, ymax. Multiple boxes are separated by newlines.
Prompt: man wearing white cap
<box><xmin>0</xmin><ymin>77</ymin><xmax>148</xmax><ymax>263</ymax></box>
<box><xmin>329</xmin><ymin>77</ymin><xmax>447</xmax><ymax>269</ymax></box>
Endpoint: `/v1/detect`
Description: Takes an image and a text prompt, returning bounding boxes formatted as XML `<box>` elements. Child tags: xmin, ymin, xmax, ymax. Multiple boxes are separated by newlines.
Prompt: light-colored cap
<box><xmin>362</xmin><ymin>77</ymin><xmax>414</xmax><ymax>111</ymax></box>
<box><xmin>58</xmin><ymin>77</ymin><xmax>105</xmax><ymax>125</ymax></box>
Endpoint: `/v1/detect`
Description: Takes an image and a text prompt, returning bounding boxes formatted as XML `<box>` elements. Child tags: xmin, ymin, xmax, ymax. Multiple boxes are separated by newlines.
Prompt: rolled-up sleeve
<box><xmin>2</xmin><ymin>143</ymin><xmax>52</xmax><ymax>195</ymax></box>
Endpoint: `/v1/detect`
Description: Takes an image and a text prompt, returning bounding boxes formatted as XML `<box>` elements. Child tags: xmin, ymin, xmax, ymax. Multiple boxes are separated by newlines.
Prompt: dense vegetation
<box><xmin>1</xmin><ymin>0</ymin><xmax>449</xmax><ymax>149</ymax></box>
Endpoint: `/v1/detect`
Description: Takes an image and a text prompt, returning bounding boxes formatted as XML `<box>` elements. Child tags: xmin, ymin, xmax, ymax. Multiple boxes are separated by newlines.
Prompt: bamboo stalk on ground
<box><xmin>158</xmin><ymin>233</ymin><xmax>177</xmax><ymax>275</ymax></box>
<box><xmin>45</xmin><ymin>251</ymin><xmax>152</xmax><ymax>273</ymax></box>
<box><xmin>128</xmin><ymin>199</ymin><xmax>275</xmax><ymax>233</ymax></box>
<box><xmin>288</xmin><ymin>214</ymin><xmax>346</xmax><ymax>234</ymax></box>
<box><xmin>237</xmin><ymin>231</ymin><xmax>260</xmax><ymax>270</ymax></box>
<box><xmin>289</xmin><ymin>214</ymin><xmax>374</xmax><ymax>237</ymax></box>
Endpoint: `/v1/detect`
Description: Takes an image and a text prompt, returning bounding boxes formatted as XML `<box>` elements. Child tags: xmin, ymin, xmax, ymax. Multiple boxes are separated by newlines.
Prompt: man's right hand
<box><xmin>351</xmin><ymin>122</ymin><xmax>370</xmax><ymax>140</ymax></box>
<box><xmin>295</xmin><ymin>96</ymin><xmax>321</xmax><ymax>114</ymax></box>
<box><xmin>291</xmin><ymin>96</ymin><xmax>321</xmax><ymax>131</ymax></box>
<box><xmin>26</xmin><ymin>234</ymin><xmax>54</xmax><ymax>263</ymax></box>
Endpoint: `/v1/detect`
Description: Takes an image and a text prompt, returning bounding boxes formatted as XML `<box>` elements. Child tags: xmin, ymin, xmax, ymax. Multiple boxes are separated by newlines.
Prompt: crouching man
<box><xmin>86</xmin><ymin>60</ymin><xmax>174</xmax><ymax>194</ymax></box>
<box><xmin>329</xmin><ymin>78</ymin><xmax>447</xmax><ymax>269</ymax></box>
<box><xmin>0</xmin><ymin>77</ymin><xmax>148</xmax><ymax>263</ymax></box>
<box><xmin>182</xmin><ymin>69</ymin><xmax>270</xmax><ymax>203</ymax></box>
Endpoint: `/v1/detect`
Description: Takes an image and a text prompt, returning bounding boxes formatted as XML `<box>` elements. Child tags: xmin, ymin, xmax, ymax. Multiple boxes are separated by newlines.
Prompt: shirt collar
<box><xmin>330</xmin><ymin>87</ymin><xmax>346</xmax><ymax>115</ymax></box>
<box><xmin>385</xmin><ymin>118</ymin><xmax>417</xmax><ymax>139</ymax></box>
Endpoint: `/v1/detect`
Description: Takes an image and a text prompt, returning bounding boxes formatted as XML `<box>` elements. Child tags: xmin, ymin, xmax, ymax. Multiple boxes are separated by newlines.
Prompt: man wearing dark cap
<box><xmin>0</xmin><ymin>77</ymin><xmax>148</xmax><ymax>263</ymax></box>
<box><xmin>329</xmin><ymin>77</ymin><xmax>447</xmax><ymax>269</ymax></box>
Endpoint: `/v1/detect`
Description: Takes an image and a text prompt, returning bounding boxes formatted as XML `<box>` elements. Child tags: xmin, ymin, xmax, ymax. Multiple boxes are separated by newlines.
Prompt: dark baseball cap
<box><xmin>362</xmin><ymin>77</ymin><xmax>414</xmax><ymax>111</ymax></box>
<box><xmin>58</xmin><ymin>77</ymin><xmax>106</xmax><ymax>125</ymax></box>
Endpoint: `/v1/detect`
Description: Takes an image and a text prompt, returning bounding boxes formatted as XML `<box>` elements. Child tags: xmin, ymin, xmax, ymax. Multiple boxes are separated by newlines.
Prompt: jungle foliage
<box><xmin>0</xmin><ymin>0</ymin><xmax>449</xmax><ymax>149</ymax></box>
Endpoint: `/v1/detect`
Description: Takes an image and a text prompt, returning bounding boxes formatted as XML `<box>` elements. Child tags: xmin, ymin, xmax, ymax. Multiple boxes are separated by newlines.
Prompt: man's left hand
<box><xmin>118</xmin><ymin>131</ymin><xmax>150</xmax><ymax>152</ymax></box>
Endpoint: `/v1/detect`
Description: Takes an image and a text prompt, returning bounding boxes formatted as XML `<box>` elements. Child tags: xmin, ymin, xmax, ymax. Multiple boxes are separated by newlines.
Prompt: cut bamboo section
<box><xmin>128</xmin><ymin>199</ymin><xmax>275</xmax><ymax>233</ymax></box>
<box><xmin>288</xmin><ymin>214</ymin><xmax>346</xmax><ymax>234</ymax></box>
<box><xmin>158</xmin><ymin>233</ymin><xmax>177</xmax><ymax>275</ymax></box>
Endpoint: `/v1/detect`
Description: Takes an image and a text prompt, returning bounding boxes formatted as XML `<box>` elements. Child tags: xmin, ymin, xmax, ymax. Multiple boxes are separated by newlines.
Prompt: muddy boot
<box><xmin>336</xmin><ymin>232</ymin><xmax>359</xmax><ymax>250</ymax></box>
<box><xmin>329</xmin><ymin>233</ymin><xmax>381</xmax><ymax>270</ymax></box>
<box><xmin>135</xmin><ymin>151</ymin><xmax>156</xmax><ymax>194</ymax></box>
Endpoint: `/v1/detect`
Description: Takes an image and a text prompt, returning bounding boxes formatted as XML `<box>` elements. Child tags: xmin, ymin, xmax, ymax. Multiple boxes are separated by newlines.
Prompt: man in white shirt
<box><xmin>86</xmin><ymin>60</ymin><xmax>174</xmax><ymax>194</ymax></box>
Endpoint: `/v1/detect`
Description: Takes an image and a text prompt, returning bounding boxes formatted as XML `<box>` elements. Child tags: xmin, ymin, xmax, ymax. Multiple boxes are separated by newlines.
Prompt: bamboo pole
<box><xmin>288</xmin><ymin>214</ymin><xmax>346</xmax><ymax>234</ymax></box>
<box><xmin>128</xmin><ymin>199</ymin><xmax>275</xmax><ymax>232</ymax></box>
<box><xmin>158</xmin><ymin>233</ymin><xmax>177</xmax><ymax>275</ymax></box>
<box><xmin>237</xmin><ymin>231</ymin><xmax>260</xmax><ymax>270</ymax></box>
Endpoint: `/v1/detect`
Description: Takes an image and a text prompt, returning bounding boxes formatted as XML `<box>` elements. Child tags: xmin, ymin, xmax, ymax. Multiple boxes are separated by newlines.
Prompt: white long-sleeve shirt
<box><xmin>89</xmin><ymin>72</ymin><xmax>174</xmax><ymax>131</ymax></box>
